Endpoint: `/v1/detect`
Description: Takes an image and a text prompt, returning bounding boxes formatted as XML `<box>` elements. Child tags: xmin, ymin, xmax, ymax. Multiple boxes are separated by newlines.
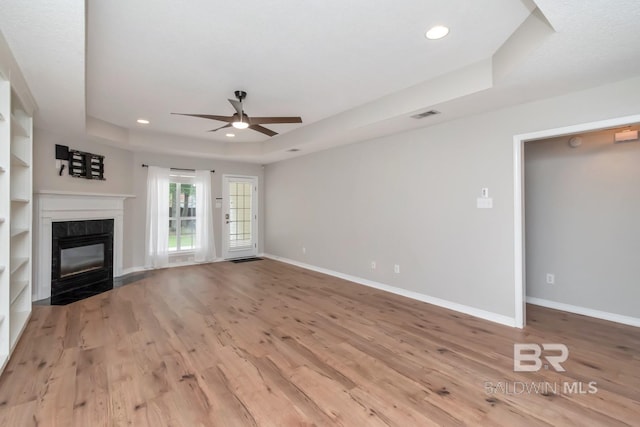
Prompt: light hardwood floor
<box><xmin>0</xmin><ymin>259</ymin><xmax>638</xmax><ymax>426</ymax></box>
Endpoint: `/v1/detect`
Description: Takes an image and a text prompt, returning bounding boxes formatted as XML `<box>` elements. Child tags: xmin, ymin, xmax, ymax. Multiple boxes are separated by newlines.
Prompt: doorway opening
<box><xmin>513</xmin><ymin>114</ymin><xmax>640</xmax><ymax>328</ymax></box>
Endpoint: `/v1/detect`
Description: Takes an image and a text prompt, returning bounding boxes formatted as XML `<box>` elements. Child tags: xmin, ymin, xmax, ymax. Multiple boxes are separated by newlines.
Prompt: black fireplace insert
<box><xmin>51</xmin><ymin>219</ymin><xmax>114</xmax><ymax>305</ymax></box>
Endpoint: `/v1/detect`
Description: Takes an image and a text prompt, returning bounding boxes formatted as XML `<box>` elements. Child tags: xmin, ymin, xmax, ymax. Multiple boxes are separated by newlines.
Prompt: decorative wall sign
<box><xmin>69</xmin><ymin>149</ymin><xmax>105</xmax><ymax>180</ymax></box>
<box><xmin>55</xmin><ymin>144</ymin><xmax>105</xmax><ymax>180</ymax></box>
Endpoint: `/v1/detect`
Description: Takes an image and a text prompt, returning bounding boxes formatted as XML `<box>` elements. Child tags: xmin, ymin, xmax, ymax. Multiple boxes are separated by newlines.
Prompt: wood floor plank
<box><xmin>0</xmin><ymin>259</ymin><xmax>637</xmax><ymax>426</ymax></box>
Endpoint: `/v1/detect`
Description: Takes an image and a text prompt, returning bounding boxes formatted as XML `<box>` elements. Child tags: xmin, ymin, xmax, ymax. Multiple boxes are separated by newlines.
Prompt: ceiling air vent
<box><xmin>287</xmin><ymin>148</ymin><xmax>300</xmax><ymax>152</ymax></box>
<box><xmin>411</xmin><ymin>110</ymin><xmax>440</xmax><ymax>119</ymax></box>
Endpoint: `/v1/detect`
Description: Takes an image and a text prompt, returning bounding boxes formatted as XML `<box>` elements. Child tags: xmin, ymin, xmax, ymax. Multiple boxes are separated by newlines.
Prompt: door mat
<box><xmin>229</xmin><ymin>257</ymin><xmax>264</xmax><ymax>264</ymax></box>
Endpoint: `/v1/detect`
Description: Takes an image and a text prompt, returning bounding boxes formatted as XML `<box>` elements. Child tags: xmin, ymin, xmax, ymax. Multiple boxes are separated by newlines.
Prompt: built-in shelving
<box><xmin>9</xmin><ymin>257</ymin><xmax>28</xmax><ymax>275</ymax></box>
<box><xmin>10</xmin><ymin>113</ymin><xmax>28</xmax><ymax>137</ymax></box>
<box><xmin>10</xmin><ymin>280</ymin><xmax>28</xmax><ymax>305</ymax></box>
<box><xmin>10</xmin><ymin>227</ymin><xmax>28</xmax><ymax>238</ymax></box>
<box><xmin>0</xmin><ymin>31</ymin><xmax>35</xmax><ymax>376</ymax></box>
<box><xmin>10</xmin><ymin>152</ymin><xmax>28</xmax><ymax>167</ymax></box>
<box><xmin>9</xmin><ymin>310</ymin><xmax>30</xmax><ymax>350</ymax></box>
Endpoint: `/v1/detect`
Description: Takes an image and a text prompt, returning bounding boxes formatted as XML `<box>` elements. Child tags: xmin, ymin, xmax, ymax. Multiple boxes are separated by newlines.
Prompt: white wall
<box><xmin>127</xmin><ymin>151</ymin><xmax>264</xmax><ymax>269</ymax></box>
<box><xmin>33</xmin><ymin>127</ymin><xmax>134</xmax><ymax>195</ymax></box>
<box><xmin>525</xmin><ymin>128</ymin><xmax>640</xmax><ymax>319</ymax></box>
<box><xmin>264</xmin><ymin>75</ymin><xmax>640</xmax><ymax>323</ymax></box>
<box><xmin>32</xmin><ymin>129</ymin><xmax>264</xmax><ymax>271</ymax></box>
<box><xmin>32</xmin><ymin>128</ymin><xmax>137</xmax><ymax>269</ymax></box>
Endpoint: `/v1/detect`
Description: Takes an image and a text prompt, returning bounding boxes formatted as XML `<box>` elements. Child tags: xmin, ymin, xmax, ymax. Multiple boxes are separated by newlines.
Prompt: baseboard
<box><xmin>119</xmin><ymin>266</ymin><xmax>147</xmax><ymax>276</ymax></box>
<box><xmin>120</xmin><ymin>258</ymin><xmax>225</xmax><ymax>277</ymax></box>
<box><xmin>262</xmin><ymin>254</ymin><xmax>517</xmax><ymax>328</ymax></box>
<box><xmin>526</xmin><ymin>297</ymin><xmax>640</xmax><ymax>328</ymax></box>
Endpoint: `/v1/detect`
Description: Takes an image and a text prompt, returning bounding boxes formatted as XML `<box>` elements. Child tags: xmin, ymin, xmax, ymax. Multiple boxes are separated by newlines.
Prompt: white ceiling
<box><xmin>0</xmin><ymin>0</ymin><xmax>84</xmax><ymax>135</ymax></box>
<box><xmin>1</xmin><ymin>0</ymin><xmax>640</xmax><ymax>163</ymax></box>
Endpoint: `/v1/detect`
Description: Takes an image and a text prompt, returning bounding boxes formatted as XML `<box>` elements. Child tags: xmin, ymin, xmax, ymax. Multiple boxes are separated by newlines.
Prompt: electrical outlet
<box><xmin>370</xmin><ymin>261</ymin><xmax>376</xmax><ymax>270</ymax></box>
<box><xmin>394</xmin><ymin>264</ymin><xmax>400</xmax><ymax>274</ymax></box>
<box><xmin>302</xmin><ymin>247</ymin><xmax>306</xmax><ymax>254</ymax></box>
<box><xmin>546</xmin><ymin>273</ymin><xmax>555</xmax><ymax>285</ymax></box>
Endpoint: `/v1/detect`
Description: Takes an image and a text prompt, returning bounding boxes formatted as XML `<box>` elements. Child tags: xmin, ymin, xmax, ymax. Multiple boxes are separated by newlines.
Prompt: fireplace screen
<box><xmin>60</xmin><ymin>243</ymin><xmax>105</xmax><ymax>278</ymax></box>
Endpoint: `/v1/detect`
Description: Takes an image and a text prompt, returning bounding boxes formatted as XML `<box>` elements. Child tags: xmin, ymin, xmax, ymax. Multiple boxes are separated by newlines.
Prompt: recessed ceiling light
<box><xmin>137</xmin><ymin>118</ymin><xmax>150</xmax><ymax>124</ymax></box>
<box><xmin>425</xmin><ymin>25</ymin><xmax>449</xmax><ymax>40</ymax></box>
<box><xmin>226</xmin><ymin>133</ymin><xmax>235</xmax><ymax>137</ymax></box>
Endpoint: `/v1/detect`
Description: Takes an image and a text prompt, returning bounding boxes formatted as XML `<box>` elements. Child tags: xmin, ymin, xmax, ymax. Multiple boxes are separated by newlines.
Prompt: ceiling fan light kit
<box><xmin>172</xmin><ymin>90</ymin><xmax>302</xmax><ymax>137</ymax></box>
<box><xmin>232</xmin><ymin>120</ymin><xmax>249</xmax><ymax>129</ymax></box>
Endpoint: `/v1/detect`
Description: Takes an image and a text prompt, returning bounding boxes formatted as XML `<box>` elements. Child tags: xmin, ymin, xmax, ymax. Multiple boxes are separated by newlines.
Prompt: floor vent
<box><xmin>411</xmin><ymin>110</ymin><xmax>441</xmax><ymax>119</ymax></box>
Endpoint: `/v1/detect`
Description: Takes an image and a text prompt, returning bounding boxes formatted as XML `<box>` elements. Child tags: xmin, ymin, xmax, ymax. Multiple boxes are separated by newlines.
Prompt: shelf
<box><xmin>10</xmin><ymin>113</ymin><xmax>28</xmax><ymax>137</ymax></box>
<box><xmin>10</xmin><ymin>280</ymin><xmax>29</xmax><ymax>305</ymax></box>
<box><xmin>0</xmin><ymin>354</ymin><xmax>7</xmax><ymax>374</ymax></box>
<box><xmin>2</xmin><ymin>36</ymin><xmax>35</xmax><ymax>378</ymax></box>
<box><xmin>10</xmin><ymin>153</ymin><xmax>29</xmax><ymax>167</ymax></box>
<box><xmin>10</xmin><ymin>310</ymin><xmax>30</xmax><ymax>350</ymax></box>
<box><xmin>10</xmin><ymin>257</ymin><xmax>28</xmax><ymax>275</ymax></box>
<box><xmin>10</xmin><ymin>227</ymin><xmax>28</xmax><ymax>238</ymax></box>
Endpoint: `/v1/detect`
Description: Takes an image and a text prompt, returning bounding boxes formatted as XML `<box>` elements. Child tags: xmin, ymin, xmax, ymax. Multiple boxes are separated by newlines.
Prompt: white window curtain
<box><xmin>194</xmin><ymin>169</ymin><xmax>216</xmax><ymax>262</ymax></box>
<box><xmin>145</xmin><ymin>166</ymin><xmax>171</xmax><ymax>268</ymax></box>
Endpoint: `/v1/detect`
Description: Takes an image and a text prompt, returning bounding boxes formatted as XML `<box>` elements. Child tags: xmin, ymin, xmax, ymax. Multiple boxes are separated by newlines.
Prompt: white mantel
<box><xmin>33</xmin><ymin>191</ymin><xmax>135</xmax><ymax>301</ymax></box>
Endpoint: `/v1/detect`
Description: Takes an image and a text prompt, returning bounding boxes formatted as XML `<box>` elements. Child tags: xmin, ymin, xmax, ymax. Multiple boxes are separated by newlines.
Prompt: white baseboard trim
<box><xmin>262</xmin><ymin>253</ymin><xmax>517</xmax><ymax>328</ymax></box>
<box><xmin>119</xmin><ymin>258</ymin><xmax>225</xmax><ymax>277</ymax></box>
<box><xmin>526</xmin><ymin>297</ymin><xmax>640</xmax><ymax>328</ymax></box>
<box><xmin>119</xmin><ymin>266</ymin><xmax>147</xmax><ymax>276</ymax></box>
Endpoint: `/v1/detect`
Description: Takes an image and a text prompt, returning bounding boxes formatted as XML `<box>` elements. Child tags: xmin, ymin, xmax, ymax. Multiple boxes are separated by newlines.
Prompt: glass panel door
<box><xmin>222</xmin><ymin>175</ymin><xmax>258</xmax><ymax>259</ymax></box>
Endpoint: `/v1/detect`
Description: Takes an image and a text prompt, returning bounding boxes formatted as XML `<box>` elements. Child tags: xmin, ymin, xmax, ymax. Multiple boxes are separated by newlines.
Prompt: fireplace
<box><xmin>34</xmin><ymin>191</ymin><xmax>131</xmax><ymax>302</ymax></box>
<box><xmin>51</xmin><ymin>219</ymin><xmax>114</xmax><ymax>305</ymax></box>
<box><xmin>61</xmin><ymin>241</ymin><xmax>105</xmax><ymax>278</ymax></box>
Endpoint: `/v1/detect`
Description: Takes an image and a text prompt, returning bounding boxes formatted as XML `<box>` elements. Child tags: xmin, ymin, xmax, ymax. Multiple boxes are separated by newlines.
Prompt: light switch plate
<box><xmin>477</xmin><ymin>198</ymin><xmax>493</xmax><ymax>209</ymax></box>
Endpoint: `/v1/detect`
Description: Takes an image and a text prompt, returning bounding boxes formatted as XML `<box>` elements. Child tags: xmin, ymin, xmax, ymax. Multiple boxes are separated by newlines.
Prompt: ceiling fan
<box><xmin>171</xmin><ymin>90</ymin><xmax>302</xmax><ymax>137</ymax></box>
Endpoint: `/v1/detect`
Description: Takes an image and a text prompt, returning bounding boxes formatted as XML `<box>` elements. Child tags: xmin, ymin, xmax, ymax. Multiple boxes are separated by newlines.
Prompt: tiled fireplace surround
<box><xmin>33</xmin><ymin>191</ymin><xmax>133</xmax><ymax>302</ymax></box>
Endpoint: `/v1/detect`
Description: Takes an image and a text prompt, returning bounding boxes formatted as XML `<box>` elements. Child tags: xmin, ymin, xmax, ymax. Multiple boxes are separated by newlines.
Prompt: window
<box><xmin>169</xmin><ymin>176</ymin><xmax>196</xmax><ymax>252</ymax></box>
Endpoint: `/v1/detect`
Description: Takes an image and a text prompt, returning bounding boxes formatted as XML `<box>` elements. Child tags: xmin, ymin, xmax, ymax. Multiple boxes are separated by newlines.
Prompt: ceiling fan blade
<box><xmin>207</xmin><ymin>123</ymin><xmax>232</xmax><ymax>132</ymax></box>
<box><xmin>228</xmin><ymin>99</ymin><xmax>243</xmax><ymax>116</ymax></box>
<box><xmin>248</xmin><ymin>116</ymin><xmax>303</xmax><ymax>125</ymax></box>
<box><xmin>249</xmin><ymin>124</ymin><xmax>277</xmax><ymax>137</ymax></box>
<box><xmin>171</xmin><ymin>113</ymin><xmax>233</xmax><ymax>122</ymax></box>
